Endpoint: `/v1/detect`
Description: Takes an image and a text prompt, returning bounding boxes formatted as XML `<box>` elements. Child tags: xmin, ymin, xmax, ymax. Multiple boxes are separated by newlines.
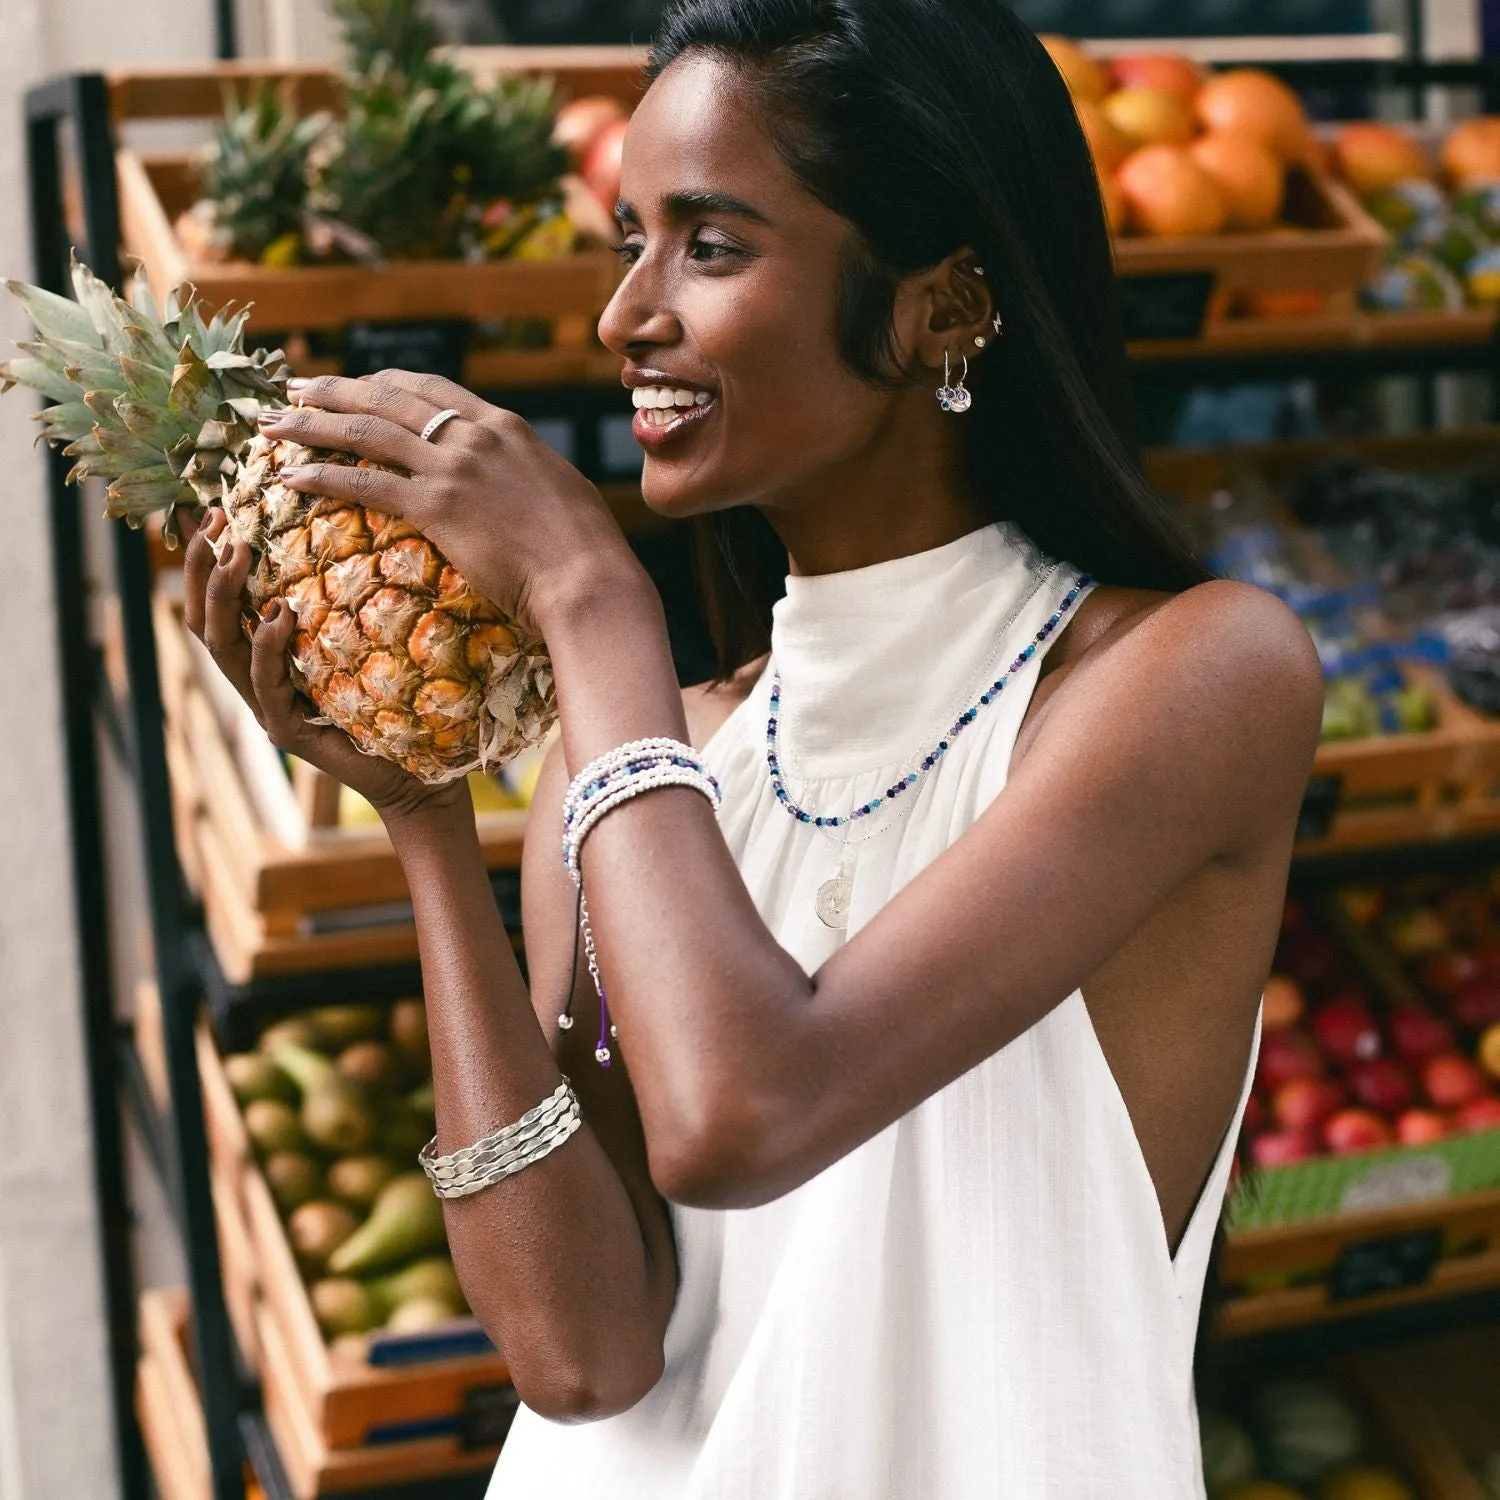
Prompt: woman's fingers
<box><xmin>248</xmin><ymin>601</ymin><xmax>310</xmax><ymax>747</ymax></box>
<box><xmin>278</xmin><ymin>459</ymin><xmax>415</xmax><ymax>513</ymax></box>
<box><xmin>284</xmin><ymin>372</ymin><xmax>444</xmax><ymax>433</ymax></box>
<box><xmin>258</xmin><ymin>404</ymin><xmax>430</xmax><ymax>471</ymax></box>
<box><xmin>365</xmin><ymin>369</ymin><xmax>491</xmax><ymax>423</ymax></box>
<box><xmin>182</xmin><ymin>507</ymin><xmax>227</xmax><ymax>639</ymax></box>
<box><xmin>201</xmin><ymin>534</ymin><xmax>259</xmax><ymax>699</ymax></box>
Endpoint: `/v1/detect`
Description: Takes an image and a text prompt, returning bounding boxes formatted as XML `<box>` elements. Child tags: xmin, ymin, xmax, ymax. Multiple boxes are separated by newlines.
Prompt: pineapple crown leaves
<box><xmin>0</xmin><ymin>255</ymin><xmax>289</xmax><ymax>528</ymax></box>
<box><xmin>329</xmin><ymin>0</ymin><xmax>441</xmax><ymax>82</ymax></box>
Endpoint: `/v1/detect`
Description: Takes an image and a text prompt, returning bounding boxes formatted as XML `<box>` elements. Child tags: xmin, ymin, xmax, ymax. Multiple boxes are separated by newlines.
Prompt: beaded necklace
<box><xmin>767</xmin><ymin>571</ymin><xmax>1093</xmax><ymax>928</ymax></box>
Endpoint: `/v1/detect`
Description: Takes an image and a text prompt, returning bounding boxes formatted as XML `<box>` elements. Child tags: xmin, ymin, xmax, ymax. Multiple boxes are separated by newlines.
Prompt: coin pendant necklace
<box><xmin>767</xmin><ymin>571</ymin><xmax>1093</xmax><ymax>929</ymax></box>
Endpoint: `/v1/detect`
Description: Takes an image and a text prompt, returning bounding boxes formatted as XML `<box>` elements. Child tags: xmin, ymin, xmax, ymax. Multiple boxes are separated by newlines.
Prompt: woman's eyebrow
<box><xmin>616</xmin><ymin>189</ymin><xmax>772</xmax><ymax>227</ymax></box>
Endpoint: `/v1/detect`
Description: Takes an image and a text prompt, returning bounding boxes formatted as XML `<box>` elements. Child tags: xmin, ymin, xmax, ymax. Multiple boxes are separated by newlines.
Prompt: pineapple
<box><xmin>184</xmin><ymin>85</ymin><xmax>329</xmax><ymax>266</ymax></box>
<box><xmin>2</xmin><ymin>258</ymin><xmax>554</xmax><ymax>783</ymax></box>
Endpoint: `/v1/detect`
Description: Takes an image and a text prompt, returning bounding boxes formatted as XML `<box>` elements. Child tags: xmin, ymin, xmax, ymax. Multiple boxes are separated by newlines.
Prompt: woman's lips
<box><xmin>631</xmin><ymin>397</ymin><xmax>717</xmax><ymax>451</ymax></box>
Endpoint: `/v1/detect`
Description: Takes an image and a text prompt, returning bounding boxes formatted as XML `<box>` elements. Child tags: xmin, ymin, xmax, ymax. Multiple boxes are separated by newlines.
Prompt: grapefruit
<box><xmin>1074</xmin><ymin>99</ymin><xmax>1130</xmax><ymax>176</ymax></box>
<box><xmin>1103</xmin><ymin>87</ymin><xmax>1197</xmax><ymax>150</ymax></box>
<box><xmin>1040</xmin><ymin>35</ymin><xmax>1108</xmax><ymax>103</ymax></box>
<box><xmin>1117</xmin><ymin>145</ymin><xmax>1228</xmax><ymax>237</ymax></box>
<box><xmin>1332</xmin><ymin>122</ymin><xmax>1432</xmax><ymax>195</ymax></box>
<box><xmin>1191</xmin><ymin>133</ymin><xmax>1286</xmax><ymax>229</ymax></box>
<box><xmin>1443</xmin><ymin>117</ymin><xmax>1500</xmax><ymax>186</ymax></box>
<box><xmin>1108</xmin><ymin>53</ymin><xmax>1207</xmax><ymax>106</ymax></box>
<box><xmin>1196</xmin><ymin>70</ymin><xmax>1312</xmax><ymax>164</ymax></box>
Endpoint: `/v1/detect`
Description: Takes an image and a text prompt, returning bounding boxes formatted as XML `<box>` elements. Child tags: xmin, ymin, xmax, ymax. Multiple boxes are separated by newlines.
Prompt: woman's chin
<box><xmin>638</xmin><ymin>464</ymin><xmax>723</xmax><ymax>521</ymax></box>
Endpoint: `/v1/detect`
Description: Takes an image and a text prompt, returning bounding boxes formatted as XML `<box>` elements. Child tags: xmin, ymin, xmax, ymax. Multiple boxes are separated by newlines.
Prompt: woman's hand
<box><xmin>180</xmin><ymin>508</ymin><xmax>466</xmax><ymax>825</ymax></box>
<box><xmin>257</xmin><ymin>369</ymin><xmax>645</xmax><ymax>635</ymax></box>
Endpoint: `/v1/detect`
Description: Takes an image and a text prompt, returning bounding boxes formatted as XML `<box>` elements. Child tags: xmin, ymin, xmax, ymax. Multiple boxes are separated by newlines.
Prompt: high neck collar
<box><xmin>769</xmin><ymin>522</ymin><xmax>1053</xmax><ymax>777</ymax></box>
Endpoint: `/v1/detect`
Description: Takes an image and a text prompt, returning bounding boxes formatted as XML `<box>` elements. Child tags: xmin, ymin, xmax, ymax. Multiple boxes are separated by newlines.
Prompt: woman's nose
<box><xmin>597</xmin><ymin>260</ymin><xmax>682</xmax><ymax>357</ymax></box>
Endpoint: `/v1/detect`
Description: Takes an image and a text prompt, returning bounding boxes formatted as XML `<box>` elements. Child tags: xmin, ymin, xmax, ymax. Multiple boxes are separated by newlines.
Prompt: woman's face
<box><xmin>597</xmin><ymin>56</ymin><xmax>917</xmax><ymax>523</ymax></box>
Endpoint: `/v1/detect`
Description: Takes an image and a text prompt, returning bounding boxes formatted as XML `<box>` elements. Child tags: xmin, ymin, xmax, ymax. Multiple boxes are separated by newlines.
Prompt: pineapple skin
<box><xmin>225</xmin><ymin>433</ymin><xmax>554</xmax><ymax>784</ymax></box>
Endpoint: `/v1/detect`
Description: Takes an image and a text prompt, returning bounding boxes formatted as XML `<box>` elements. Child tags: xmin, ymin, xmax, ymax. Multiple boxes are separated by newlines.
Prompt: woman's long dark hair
<box><xmin>646</xmin><ymin>0</ymin><xmax>1213</xmax><ymax>675</ymax></box>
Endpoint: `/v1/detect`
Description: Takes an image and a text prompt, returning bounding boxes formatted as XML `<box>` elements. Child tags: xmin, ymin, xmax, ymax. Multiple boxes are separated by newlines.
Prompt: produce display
<box><xmin>178</xmin><ymin>0</ymin><xmax>575</xmax><ymax>268</ymax></box>
<box><xmin>225</xmin><ymin>1000</ymin><xmax>464</xmax><ymax>1354</ymax></box>
<box><xmin>0</xmin><ymin>261</ymin><xmax>556</xmax><ymax>782</ymax></box>
<box><xmin>1040</xmin><ymin>36</ymin><xmax>1317</xmax><ymax>240</ymax></box>
<box><xmin>1243</xmin><ymin>876</ymin><xmax>1500</xmax><ymax>1172</ymax></box>
<box><xmin>1324</xmin><ymin>118</ymin><xmax>1500</xmax><ymax>312</ymax></box>
<box><xmin>1199</xmin><ymin>1375</ymin><xmax>1413</xmax><ymax>1499</ymax></box>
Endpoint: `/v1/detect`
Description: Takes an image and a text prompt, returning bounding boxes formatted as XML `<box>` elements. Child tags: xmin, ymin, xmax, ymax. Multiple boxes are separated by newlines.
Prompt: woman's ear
<box><xmin>902</xmin><ymin>246</ymin><xmax>996</xmax><ymax>372</ymax></box>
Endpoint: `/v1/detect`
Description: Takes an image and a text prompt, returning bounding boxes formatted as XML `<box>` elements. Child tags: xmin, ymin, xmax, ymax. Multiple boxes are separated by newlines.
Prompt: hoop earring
<box><xmin>937</xmin><ymin>350</ymin><xmax>972</xmax><ymax>413</ymax></box>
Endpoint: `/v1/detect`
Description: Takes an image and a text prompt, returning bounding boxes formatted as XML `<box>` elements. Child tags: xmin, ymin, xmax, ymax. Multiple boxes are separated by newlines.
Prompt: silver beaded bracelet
<box><xmin>419</xmin><ymin>1080</ymin><xmax>582</xmax><ymax>1199</ymax></box>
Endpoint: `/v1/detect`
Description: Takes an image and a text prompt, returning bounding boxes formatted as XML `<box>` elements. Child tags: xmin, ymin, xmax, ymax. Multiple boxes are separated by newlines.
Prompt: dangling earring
<box><xmin>937</xmin><ymin>349</ymin><xmax>972</xmax><ymax>413</ymax></box>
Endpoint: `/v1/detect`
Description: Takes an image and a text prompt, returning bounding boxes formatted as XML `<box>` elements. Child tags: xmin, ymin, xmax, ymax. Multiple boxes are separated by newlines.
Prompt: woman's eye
<box><xmin>613</xmin><ymin>239</ymin><xmax>645</xmax><ymax>265</ymax></box>
<box><xmin>689</xmin><ymin>236</ymin><xmax>740</xmax><ymax>263</ymax></box>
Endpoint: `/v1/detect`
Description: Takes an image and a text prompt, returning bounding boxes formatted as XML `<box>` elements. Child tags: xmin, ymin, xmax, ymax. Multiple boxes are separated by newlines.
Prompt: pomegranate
<box><xmin>1272</xmin><ymin>1077</ymin><xmax>1344</xmax><ymax>1133</ymax></box>
<box><xmin>1347</xmin><ymin>1057</ymin><xmax>1416</xmax><ymax>1117</ymax></box>
<box><xmin>1256</xmin><ymin>1029</ymin><xmax>1325</xmax><ymax>1093</ymax></box>
<box><xmin>1310</xmin><ymin>998</ymin><xmax>1382</xmax><ymax>1066</ymax></box>
<box><xmin>1451</xmin><ymin>976</ymin><xmax>1500</xmax><ymax>1035</ymax></box>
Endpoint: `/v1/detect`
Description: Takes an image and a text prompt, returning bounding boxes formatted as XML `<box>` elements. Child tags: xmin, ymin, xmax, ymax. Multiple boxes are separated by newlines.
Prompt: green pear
<box><xmin>327</xmin><ymin>1172</ymin><xmax>446</xmax><ymax>1276</ymax></box>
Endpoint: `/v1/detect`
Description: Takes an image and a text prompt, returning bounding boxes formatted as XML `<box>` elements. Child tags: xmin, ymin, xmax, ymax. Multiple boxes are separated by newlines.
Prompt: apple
<box><xmin>1395</xmin><ymin>1108</ymin><xmax>1448</xmax><ymax>1146</ymax></box>
<box><xmin>1107</xmin><ymin>54</ymin><xmax>1207</xmax><ymax>106</ymax></box>
<box><xmin>1420</xmin><ymin>950</ymin><xmax>1482</xmax><ymax>996</ymax></box>
<box><xmin>1243</xmin><ymin>1093</ymin><xmax>1267</xmax><ymax>1137</ymax></box>
<box><xmin>1347</xmin><ymin>1057</ymin><xmax>1416</xmax><ymax>1117</ymax></box>
<box><xmin>1478</xmin><ymin>1023</ymin><xmax>1500</xmax><ymax>1082</ymax></box>
<box><xmin>1256</xmin><ymin>1029</ymin><xmax>1325</xmax><ymax>1093</ymax></box>
<box><xmin>1422</xmin><ymin>1052</ymin><xmax>1488</xmax><ymax>1110</ymax></box>
<box><xmin>552</xmin><ymin>96</ymin><xmax>628</xmax><ymax>170</ymax></box>
<box><xmin>583</xmin><ymin>117</ymin><xmax>629</xmax><ymax>214</ymax></box>
<box><xmin>1310</xmin><ymin>998</ymin><xmax>1382</xmax><ymax>1066</ymax></box>
<box><xmin>1272</xmin><ymin>1077</ymin><xmax>1344</xmax><ymax>1133</ymax></box>
<box><xmin>1252</xmin><ymin>1128</ymin><xmax>1317</xmax><ymax>1168</ymax></box>
<box><xmin>1454</xmin><ymin>1096</ymin><xmax>1500</xmax><ymax>1133</ymax></box>
<box><xmin>1388</xmin><ymin>1004</ymin><xmax>1454</xmax><ymax>1067</ymax></box>
<box><xmin>1103</xmin><ymin>88</ymin><xmax>1197</xmax><ymax>150</ymax></box>
<box><xmin>1451</xmin><ymin>976</ymin><xmax>1500</xmax><ymax>1034</ymax></box>
<box><xmin>1261</xmin><ymin>975</ymin><xmax>1305</xmax><ymax>1031</ymax></box>
<box><xmin>1323</xmin><ymin>1108</ymin><xmax>1394</xmax><ymax>1156</ymax></box>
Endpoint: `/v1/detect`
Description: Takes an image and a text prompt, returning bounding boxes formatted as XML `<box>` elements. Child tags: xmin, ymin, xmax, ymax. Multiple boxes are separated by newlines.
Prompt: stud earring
<box><xmin>974</xmin><ymin>334</ymin><xmax>987</xmax><ymax>348</ymax></box>
<box><xmin>937</xmin><ymin>349</ymin><xmax>972</xmax><ymax>413</ymax></box>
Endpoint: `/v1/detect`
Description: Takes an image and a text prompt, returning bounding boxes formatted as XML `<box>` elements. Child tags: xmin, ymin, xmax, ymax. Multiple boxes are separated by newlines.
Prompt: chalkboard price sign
<box><xmin>1296</xmin><ymin>774</ymin><xmax>1344</xmax><ymax>842</ymax></box>
<box><xmin>460</xmin><ymin>1383</ymin><xmax>522</xmax><ymax>1449</ymax></box>
<box><xmin>1329</xmin><ymin>1227</ymin><xmax>1442</xmax><ymax>1303</ymax></box>
<box><xmin>343</xmin><ymin>319</ymin><xmax>472</xmax><ymax>383</ymax></box>
<box><xmin>1115</xmin><ymin>272</ymin><xmax>1215</xmax><ymax>342</ymax></box>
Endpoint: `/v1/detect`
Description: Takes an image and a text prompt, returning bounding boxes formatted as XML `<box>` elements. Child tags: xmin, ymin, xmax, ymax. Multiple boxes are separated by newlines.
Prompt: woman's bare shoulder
<box><xmin>682</xmin><ymin>654</ymin><xmax>768</xmax><ymax>749</ymax></box>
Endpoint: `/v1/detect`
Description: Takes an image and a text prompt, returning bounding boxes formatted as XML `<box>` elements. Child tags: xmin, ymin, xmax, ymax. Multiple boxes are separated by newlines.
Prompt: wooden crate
<box><xmin>136</xmin><ymin>1289</ymin><xmax>213</xmax><ymax>1500</ymax></box>
<box><xmin>152</xmin><ymin>593</ymin><xmax>528</xmax><ymax>982</ymax></box>
<box><xmin>1115</xmin><ymin>168</ymin><xmax>1388</xmax><ymax>340</ymax></box>
<box><xmin>107</xmin><ymin>55</ymin><xmax>641</xmax><ymax>390</ymax></box>
<box><xmin>1338</xmin><ymin>1329</ymin><xmax>1500</xmax><ymax>1500</ymax></box>
<box><xmin>1218</xmin><ymin>1184</ymin><xmax>1500</xmax><ymax>1338</ymax></box>
<box><xmin>197</xmin><ymin>1017</ymin><xmax>515</xmax><ymax>1474</ymax></box>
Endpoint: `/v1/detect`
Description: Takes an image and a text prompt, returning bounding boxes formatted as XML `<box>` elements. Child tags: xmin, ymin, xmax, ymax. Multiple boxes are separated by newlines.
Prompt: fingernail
<box><xmin>215</xmin><ymin>539</ymin><xmax>235</xmax><ymax>568</ymax></box>
<box><xmin>257</xmin><ymin>410</ymin><xmax>283</xmax><ymax>426</ymax></box>
<box><xmin>279</xmin><ymin>466</ymin><xmax>305</xmax><ymax>481</ymax></box>
<box><xmin>287</xmin><ymin>378</ymin><xmax>309</xmax><ymax>392</ymax></box>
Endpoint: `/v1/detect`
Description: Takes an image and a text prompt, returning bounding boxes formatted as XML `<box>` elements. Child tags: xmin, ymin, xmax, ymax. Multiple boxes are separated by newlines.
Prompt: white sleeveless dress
<box><xmin>490</xmin><ymin>522</ymin><xmax>1259</xmax><ymax>1499</ymax></box>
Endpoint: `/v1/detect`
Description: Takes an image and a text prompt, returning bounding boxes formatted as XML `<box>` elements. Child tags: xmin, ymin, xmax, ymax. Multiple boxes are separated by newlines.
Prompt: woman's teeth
<box><xmin>632</xmin><ymin>386</ymin><xmax>713</xmax><ymax>411</ymax></box>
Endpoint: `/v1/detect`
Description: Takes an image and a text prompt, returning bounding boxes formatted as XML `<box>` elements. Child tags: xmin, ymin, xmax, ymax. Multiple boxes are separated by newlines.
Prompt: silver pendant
<box><xmin>815</xmin><ymin>873</ymin><xmax>853</xmax><ymax>930</ymax></box>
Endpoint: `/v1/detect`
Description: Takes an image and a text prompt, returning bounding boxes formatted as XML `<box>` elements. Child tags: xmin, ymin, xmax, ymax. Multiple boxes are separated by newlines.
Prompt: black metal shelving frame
<box><xmin>22</xmin><ymin>35</ymin><xmax>1500</xmax><ymax>1500</ymax></box>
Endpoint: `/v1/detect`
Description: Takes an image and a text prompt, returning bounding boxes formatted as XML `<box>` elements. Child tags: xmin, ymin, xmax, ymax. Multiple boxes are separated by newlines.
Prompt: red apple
<box><xmin>1323</xmin><ymin>1108</ymin><xmax>1394</xmax><ymax>1156</ymax></box>
<box><xmin>1252</xmin><ymin>1128</ymin><xmax>1317</xmax><ymax>1168</ymax></box>
<box><xmin>1310</xmin><ymin>998</ymin><xmax>1382</xmax><ymax>1066</ymax></box>
<box><xmin>1388</xmin><ymin>1004</ymin><xmax>1454</xmax><ymax>1067</ymax></box>
<box><xmin>1395</xmin><ymin>1108</ymin><xmax>1448</xmax><ymax>1145</ymax></box>
<box><xmin>1422</xmin><ymin>1052</ymin><xmax>1488</xmax><ymax>1110</ymax></box>
<box><xmin>583</xmin><ymin>117</ymin><xmax>629</xmax><ymax>214</ymax></box>
<box><xmin>1272</xmin><ymin>1077</ymin><xmax>1344</xmax><ymax>1133</ymax></box>
<box><xmin>1256</xmin><ymin>1029</ymin><xmax>1325</xmax><ymax>1093</ymax></box>
<box><xmin>1451</xmin><ymin>976</ymin><xmax>1500</xmax><ymax>1034</ymax></box>
<box><xmin>1454</xmin><ymin>1096</ymin><xmax>1500</xmax><ymax>1133</ymax></box>
<box><xmin>1261</xmin><ymin>975</ymin><xmax>1305</xmax><ymax>1031</ymax></box>
<box><xmin>1347</xmin><ymin>1057</ymin><xmax>1416</xmax><ymax>1116</ymax></box>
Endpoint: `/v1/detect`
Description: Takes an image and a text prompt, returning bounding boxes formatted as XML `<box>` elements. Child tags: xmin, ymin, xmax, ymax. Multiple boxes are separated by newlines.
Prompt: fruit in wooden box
<box><xmin>1332</xmin><ymin>123</ymin><xmax>1433</xmax><ymax>197</ymax></box>
<box><xmin>1039</xmin><ymin>36</ymin><xmax>1108</xmax><ymax>104</ymax></box>
<box><xmin>327</xmin><ymin>1172</ymin><xmax>447</xmax><ymax>1276</ymax></box>
<box><xmin>1196</xmin><ymin>71</ymin><xmax>1314</xmax><ymax>166</ymax></box>
<box><xmin>1190</xmin><ymin>133</ymin><xmax>1286</xmax><ymax>231</ymax></box>
<box><xmin>1108</xmin><ymin>54</ymin><xmax>1207</xmax><ymax>106</ymax></box>
<box><xmin>272</xmin><ymin>1042</ymin><xmax>378</xmax><ymax>1155</ymax></box>
<box><xmin>1117</xmin><ymin>145</ymin><xmax>1227</xmax><ymax>237</ymax></box>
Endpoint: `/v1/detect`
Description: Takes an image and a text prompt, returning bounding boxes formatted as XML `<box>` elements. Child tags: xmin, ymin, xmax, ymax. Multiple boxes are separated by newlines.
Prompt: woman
<box><xmin>184</xmin><ymin>2</ymin><xmax>1323</xmax><ymax>1494</ymax></box>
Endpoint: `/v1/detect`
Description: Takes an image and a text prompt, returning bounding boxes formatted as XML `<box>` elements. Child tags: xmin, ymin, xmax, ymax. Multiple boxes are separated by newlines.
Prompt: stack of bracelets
<box><xmin>417</xmin><ymin>738</ymin><xmax>720</xmax><ymax>1201</ymax></box>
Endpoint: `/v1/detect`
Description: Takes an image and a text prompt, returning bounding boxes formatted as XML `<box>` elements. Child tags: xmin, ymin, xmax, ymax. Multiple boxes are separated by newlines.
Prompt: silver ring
<box><xmin>420</xmin><ymin>408</ymin><xmax>462</xmax><ymax>443</ymax></box>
